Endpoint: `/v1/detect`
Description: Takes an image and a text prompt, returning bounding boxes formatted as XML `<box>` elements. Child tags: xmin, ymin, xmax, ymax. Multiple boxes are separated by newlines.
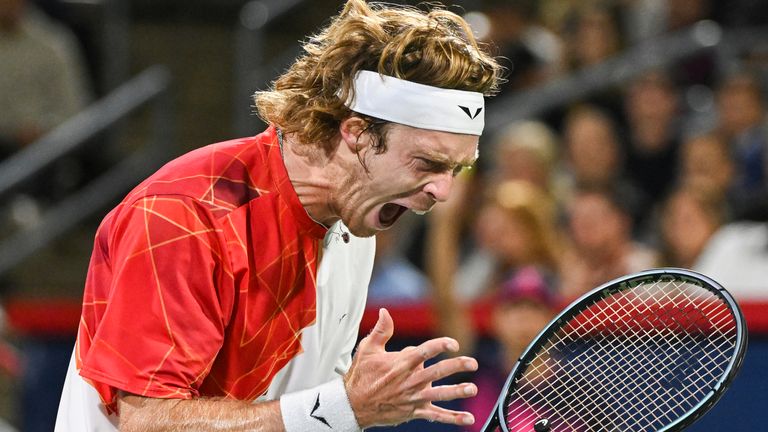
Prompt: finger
<box><xmin>413</xmin><ymin>404</ymin><xmax>475</xmax><ymax>426</ymax></box>
<box><xmin>418</xmin><ymin>383</ymin><xmax>477</xmax><ymax>402</ymax></box>
<box><xmin>401</xmin><ymin>337</ymin><xmax>459</xmax><ymax>368</ymax></box>
<box><xmin>413</xmin><ymin>356</ymin><xmax>478</xmax><ymax>385</ymax></box>
<box><xmin>357</xmin><ymin>308</ymin><xmax>394</xmax><ymax>354</ymax></box>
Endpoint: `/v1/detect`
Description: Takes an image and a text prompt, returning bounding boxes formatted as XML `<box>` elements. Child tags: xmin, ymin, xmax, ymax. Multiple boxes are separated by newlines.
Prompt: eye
<box><xmin>415</xmin><ymin>157</ymin><xmax>465</xmax><ymax>176</ymax></box>
<box><xmin>415</xmin><ymin>158</ymin><xmax>446</xmax><ymax>173</ymax></box>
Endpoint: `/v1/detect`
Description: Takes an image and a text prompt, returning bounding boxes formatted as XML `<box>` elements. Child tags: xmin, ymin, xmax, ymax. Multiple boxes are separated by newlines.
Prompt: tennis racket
<box><xmin>482</xmin><ymin>268</ymin><xmax>747</xmax><ymax>432</ymax></box>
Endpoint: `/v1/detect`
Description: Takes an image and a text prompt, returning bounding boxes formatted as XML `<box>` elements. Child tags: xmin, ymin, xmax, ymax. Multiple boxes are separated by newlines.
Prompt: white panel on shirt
<box><xmin>263</xmin><ymin>221</ymin><xmax>375</xmax><ymax>399</ymax></box>
<box><xmin>54</xmin><ymin>222</ymin><xmax>375</xmax><ymax>431</ymax></box>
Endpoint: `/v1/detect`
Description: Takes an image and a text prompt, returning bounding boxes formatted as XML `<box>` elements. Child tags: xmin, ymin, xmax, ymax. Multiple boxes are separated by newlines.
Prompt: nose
<box><xmin>423</xmin><ymin>172</ymin><xmax>455</xmax><ymax>202</ymax></box>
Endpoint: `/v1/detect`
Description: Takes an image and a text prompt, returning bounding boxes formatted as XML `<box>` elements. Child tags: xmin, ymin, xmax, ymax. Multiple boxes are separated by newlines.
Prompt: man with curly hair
<box><xmin>55</xmin><ymin>1</ymin><xmax>501</xmax><ymax>430</ymax></box>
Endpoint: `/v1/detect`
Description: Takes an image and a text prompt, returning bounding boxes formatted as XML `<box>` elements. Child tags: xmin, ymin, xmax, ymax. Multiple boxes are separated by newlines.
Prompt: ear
<box><xmin>339</xmin><ymin>116</ymin><xmax>372</xmax><ymax>154</ymax></box>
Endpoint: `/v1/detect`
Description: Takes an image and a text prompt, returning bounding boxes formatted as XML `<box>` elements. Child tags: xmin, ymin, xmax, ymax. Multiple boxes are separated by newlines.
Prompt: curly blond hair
<box><xmin>254</xmin><ymin>0</ymin><xmax>502</xmax><ymax>150</ymax></box>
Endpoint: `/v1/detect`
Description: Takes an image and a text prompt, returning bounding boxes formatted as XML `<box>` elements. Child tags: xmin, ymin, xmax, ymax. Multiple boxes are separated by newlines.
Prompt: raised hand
<box><xmin>344</xmin><ymin>308</ymin><xmax>478</xmax><ymax>428</ymax></box>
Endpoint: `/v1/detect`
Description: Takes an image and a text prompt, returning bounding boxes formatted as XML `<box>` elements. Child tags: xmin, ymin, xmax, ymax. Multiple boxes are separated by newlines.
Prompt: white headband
<box><xmin>344</xmin><ymin>70</ymin><xmax>485</xmax><ymax>136</ymax></box>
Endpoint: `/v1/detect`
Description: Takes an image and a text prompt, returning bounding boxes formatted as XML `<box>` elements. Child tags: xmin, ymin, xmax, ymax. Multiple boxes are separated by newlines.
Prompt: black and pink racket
<box><xmin>482</xmin><ymin>268</ymin><xmax>747</xmax><ymax>432</ymax></box>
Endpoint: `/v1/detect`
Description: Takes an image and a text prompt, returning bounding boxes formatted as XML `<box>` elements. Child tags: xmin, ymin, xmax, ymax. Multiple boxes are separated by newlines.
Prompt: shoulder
<box><xmin>125</xmin><ymin>135</ymin><xmax>274</xmax><ymax>211</ymax></box>
<box><xmin>98</xmin><ymin>134</ymin><xmax>275</xmax><ymax>234</ymax></box>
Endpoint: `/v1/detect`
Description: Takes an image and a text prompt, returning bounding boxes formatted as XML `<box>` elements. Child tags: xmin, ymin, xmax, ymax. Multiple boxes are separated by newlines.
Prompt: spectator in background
<box><xmin>622</xmin><ymin>70</ymin><xmax>682</xmax><ymax>210</ymax></box>
<box><xmin>560</xmin><ymin>105</ymin><xmax>647</xmax><ymax>225</ymax></box>
<box><xmin>678</xmin><ymin>132</ymin><xmax>735</xmax><ymax>207</ymax></box>
<box><xmin>0</xmin><ymin>0</ymin><xmax>89</xmax><ymax>158</ymax></box>
<box><xmin>560</xmin><ymin>3</ymin><xmax>626</xmax><ymax>114</ymax></box>
<box><xmin>715</xmin><ymin>70</ymin><xmax>768</xmax><ymax>220</ymax></box>
<box><xmin>480</xmin><ymin>0</ymin><xmax>564</xmax><ymax>91</ymax></box>
<box><xmin>466</xmin><ymin>180</ymin><xmax>562</xmax><ymax>301</ymax></box>
<box><xmin>490</xmin><ymin>120</ymin><xmax>561</xmax><ymax>196</ymax></box>
<box><xmin>557</xmin><ymin>2</ymin><xmax>623</xmax><ymax>72</ymax></box>
<box><xmin>424</xmin><ymin>177</ymin><xmax>562</xmax><ymax>430</ymax></box>
<box><xmin>656</xmin><ymin>0</ymin><xmax>716</xmax><ymax>88</ymax></box>
<box><xmin>425</xmin><ymin>179</ymin><xmax>561</xmax><ymax>355</ymax></box>
<box><xmin>561</xmin><ymin>106</ymin><xmax>622</xmax><ymax>190</ymax></box>
<box><xmin>559</xmin><ymin>187</ymin><xmax>659</xmax><ymax>300</ymax></box>
<box><xmin>461</xmin><ymin>268</ymin><xmax>559</xmax><ymax>432</ymax></box>
<box><xmin>425</xmin><ymin>181</ymin><xmax>559</xmax><ymax>364</ymax></box>
<box><xmin>658</xmin><ymin>185</ymin><xmax>725</xmax><ymax>268</ymax></box>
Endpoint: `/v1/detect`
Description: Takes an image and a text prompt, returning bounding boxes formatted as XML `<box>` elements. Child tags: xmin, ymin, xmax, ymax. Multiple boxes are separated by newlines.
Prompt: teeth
<box><xmin>412</xmin><ymin>209</ymin><xmax>428</xmax><ymax>215</ymax></box>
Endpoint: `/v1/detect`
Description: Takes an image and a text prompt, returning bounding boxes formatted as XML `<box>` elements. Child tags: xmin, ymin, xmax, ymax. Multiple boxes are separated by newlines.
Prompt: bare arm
<box><xmin>118</xmin><ymin>309</ymin><xmax>478</xmax><ymax>431</ymax></box>
<box><xmin>118</xmin><ymin>395</ymin><xmax>284</xmax><ymax>432</ymax></box>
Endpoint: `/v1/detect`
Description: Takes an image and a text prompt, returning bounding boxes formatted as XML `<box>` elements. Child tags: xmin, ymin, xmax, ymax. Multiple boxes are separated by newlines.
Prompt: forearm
<box><xmin>118</xmin><ymin>394</ymin><xmax>284</xmax><ymax>432</ymax></box>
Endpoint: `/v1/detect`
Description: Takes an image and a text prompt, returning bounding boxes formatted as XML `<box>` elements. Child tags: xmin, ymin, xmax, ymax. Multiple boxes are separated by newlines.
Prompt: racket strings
<box><xmin>509</xmin><ymin>320</ymin><xmax>721</xmax><ymax>428</ymax></box>
<box><xmin>509</xmin><ymin>281</ymin><xmax>735</xmax><ymax>430</ymax></box>
<box><xmin>504</xmin><ymin>278</ymin><xmax>738</xmax><ymax>432</ymax></box>
<box><xmin>516</xmin><ymin>281</ymin><xmax>735</xmax><ymax>431</ymax></box>
<box><xmin>559</xmin><ymin>325</ymin><xmax>708</xmax><ymax>429</ymax></box>
<box><xmin>515</xmin><ymin>322</ymin><xmax>692</xmax><ymax>430</ymax></box>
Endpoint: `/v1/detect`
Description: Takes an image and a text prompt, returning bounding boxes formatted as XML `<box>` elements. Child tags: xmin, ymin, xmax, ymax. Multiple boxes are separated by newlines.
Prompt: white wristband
<box><xmin>280</xmin><ymin>378</ymin><xmax>362</xmax><ymax>432</ymax></box>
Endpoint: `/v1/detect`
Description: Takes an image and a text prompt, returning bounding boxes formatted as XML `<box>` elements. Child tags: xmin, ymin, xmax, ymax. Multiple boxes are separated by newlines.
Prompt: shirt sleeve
<box><xmin>79</xmin><ymin>195</ymin><xmax>234</xmax><ymax>402</ymax></box>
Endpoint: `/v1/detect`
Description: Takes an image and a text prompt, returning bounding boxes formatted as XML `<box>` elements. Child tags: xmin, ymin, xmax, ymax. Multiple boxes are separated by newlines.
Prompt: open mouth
<box><xmin>378</xmin><ymin>203</ymin><xmax>408</xmax><ymax>228</ymax></box>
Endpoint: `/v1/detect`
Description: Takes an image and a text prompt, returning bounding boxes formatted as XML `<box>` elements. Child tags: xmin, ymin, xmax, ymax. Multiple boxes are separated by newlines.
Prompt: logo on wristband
<box><xmin>311</xmin><ymin>394</ymin><xmax>332</xmax><ymax>428</ymax></box>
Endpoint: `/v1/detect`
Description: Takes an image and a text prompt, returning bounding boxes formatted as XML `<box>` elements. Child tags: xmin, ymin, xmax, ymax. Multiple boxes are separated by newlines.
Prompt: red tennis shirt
<box><xmin>76</xmin><ymin>127</ymin><xmax>329</xmax><ymax>412</ymax></box>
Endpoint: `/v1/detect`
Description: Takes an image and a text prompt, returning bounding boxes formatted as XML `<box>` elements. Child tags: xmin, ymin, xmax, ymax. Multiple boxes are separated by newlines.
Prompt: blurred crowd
<box><xmin>1</xmin><ymin>0</ymin><xmax>768</xmax><ymax>430</ymax></box>
<box><xmin>0</xmin><ymin>0</ymin><xmax>97</xmax><ymax>242</ymax></box>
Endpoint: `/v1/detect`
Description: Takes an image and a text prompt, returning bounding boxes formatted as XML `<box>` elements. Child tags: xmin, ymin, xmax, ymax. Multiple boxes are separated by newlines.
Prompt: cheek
<box><xmin>368</xmin><ymin>161</ymin><xmax>420</xmax><ymax>191</ymax></box>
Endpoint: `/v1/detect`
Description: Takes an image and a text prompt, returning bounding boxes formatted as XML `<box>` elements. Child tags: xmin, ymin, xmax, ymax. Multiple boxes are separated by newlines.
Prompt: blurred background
<box><xmin>0</xmin><ymin>0</ymin><xmax>767</xmax><ymax>430</ymax></box>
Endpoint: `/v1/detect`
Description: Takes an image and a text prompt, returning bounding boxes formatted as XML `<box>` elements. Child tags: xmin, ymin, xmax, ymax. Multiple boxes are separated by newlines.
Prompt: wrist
<box><xmin>280</xmin><ymin>378</ymin><xmax>361</xmax><ymax>432</ymax></box>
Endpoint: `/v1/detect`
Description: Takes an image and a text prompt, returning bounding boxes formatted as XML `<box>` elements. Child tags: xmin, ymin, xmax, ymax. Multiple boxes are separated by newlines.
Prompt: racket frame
<box><xmin>481</xmin><ymin>267</ymin><xmax>748</xmax><ymax>432</ymax></box>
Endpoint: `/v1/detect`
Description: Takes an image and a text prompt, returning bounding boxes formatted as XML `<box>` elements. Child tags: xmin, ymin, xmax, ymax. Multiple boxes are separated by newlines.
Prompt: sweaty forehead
<box><xmin>410</xmin><ymin>129</ymin><xmax>480</xmax><ymax>165</ymax></box>
<box><xmin>422</xmin><ymin>148</ymin><xmax>479</xmax><ymax>168</ymax></box>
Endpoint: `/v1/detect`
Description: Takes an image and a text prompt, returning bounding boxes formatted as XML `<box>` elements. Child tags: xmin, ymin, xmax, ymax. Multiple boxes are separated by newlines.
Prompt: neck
<box><xmin>280</xmin><ymin>131</ymin><xmax>346</xmax><ymax>227</ymax></box>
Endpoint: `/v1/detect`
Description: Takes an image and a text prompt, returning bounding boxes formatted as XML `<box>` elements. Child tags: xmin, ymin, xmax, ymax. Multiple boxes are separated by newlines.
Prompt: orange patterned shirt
<box><xmin>76</xmin><ymin>127</ymin><xmax>328</xmax><ymax>412</ymax></box>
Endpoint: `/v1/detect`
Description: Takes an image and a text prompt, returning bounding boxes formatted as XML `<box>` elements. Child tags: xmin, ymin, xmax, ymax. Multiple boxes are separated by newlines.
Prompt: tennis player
<box><xmin>55</xmin><ymin>0</ymin><xmax>501</xmax><ymax>430</ymax></box>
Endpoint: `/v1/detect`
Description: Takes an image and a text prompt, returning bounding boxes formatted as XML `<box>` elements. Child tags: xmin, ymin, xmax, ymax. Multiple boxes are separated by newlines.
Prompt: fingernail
<box><xmin>465</xmin><ymin>359</ymin><xmax>477</xmax><ymax>371</ymax></box>
<box><xmin>464</xmin><ymin>385</ymin><xmax>476</xmax><ymax>396</ymax></box>
<box><xmin>446</xmin><ymin>339</ymin><xmax>459</xmax><ymax>351</ymax></box>
<box><xmin>463</xmin><ymin>415</ymin><xmax>475</xmax><ymax>425</ymax></box>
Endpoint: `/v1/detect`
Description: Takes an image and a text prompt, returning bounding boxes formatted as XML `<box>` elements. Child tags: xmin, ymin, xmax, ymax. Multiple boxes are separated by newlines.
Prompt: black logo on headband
<box><xmin>459</xmin><ymin>106</ymin><xmax>483</xmax><ymax>119</ymax></box>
